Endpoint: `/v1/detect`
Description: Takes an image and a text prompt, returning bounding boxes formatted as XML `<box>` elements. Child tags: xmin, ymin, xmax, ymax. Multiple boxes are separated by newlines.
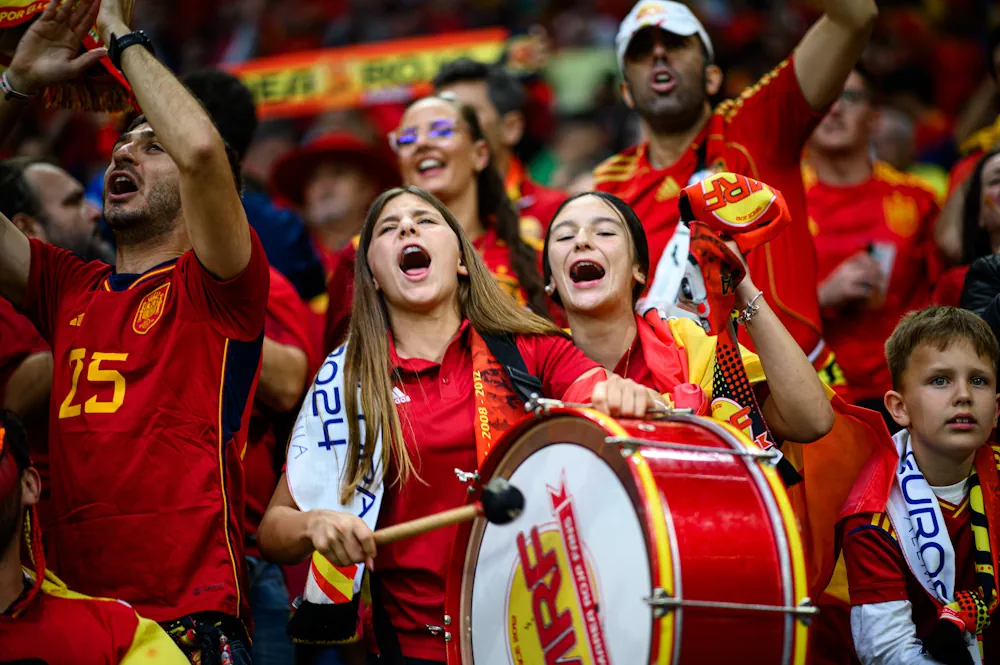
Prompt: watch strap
<box><xmin>109</xmin><ymin>30</ymin><xmax>155</xmax><ymax>71</ymax></box>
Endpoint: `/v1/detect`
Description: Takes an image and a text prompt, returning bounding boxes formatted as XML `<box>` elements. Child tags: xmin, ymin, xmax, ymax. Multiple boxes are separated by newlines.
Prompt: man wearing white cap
<box><xmin>594</xmin><ymin>0</ymin><xmax>877</xmax><ymax>399</ymax></box>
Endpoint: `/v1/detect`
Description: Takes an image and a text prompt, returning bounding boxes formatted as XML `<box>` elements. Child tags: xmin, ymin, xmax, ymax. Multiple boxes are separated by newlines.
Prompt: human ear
<box><xmin>500</xmin><ymin>111</ymin><xmax>525</xmax><ymax>149</ymax></box>
<box><xmin>472</xmin><ymin>139</ymin><xmax>490</xmax><ymax>173</ymax></box>
<box><xmin>633</xmin><ymin>265</ymin><xmax>647</xmax><ymax>285</ymax></box>
<box><xmin>22</xmin><ymin>467</ymin><xmax>41</xmax><ymax>507</ymax></box>
<box><xmin>620</xmin><ymin>80</ymin><xmax>636</xmax><ymax>110</ymax></box>
<box><xmin>705</xmin><ymin>64</ymin><xmax>723</xmax><ymax>97</ymax></box>
<box><xmin>457</xmin><ymin>256</ymin><xmax>469</xmax><ymax>277</ymax></box>
<box><xmin>884</xmin><ymin>390</ymin><xmax>910</xmax><ymax>429</ymax></box>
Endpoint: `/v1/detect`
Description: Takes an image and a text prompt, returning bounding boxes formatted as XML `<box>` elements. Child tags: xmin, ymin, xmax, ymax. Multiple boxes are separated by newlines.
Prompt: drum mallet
<box><xmin>373</xmin><ymin>478</ymin><xmax>524</xmax><ymax>546</ymax></box>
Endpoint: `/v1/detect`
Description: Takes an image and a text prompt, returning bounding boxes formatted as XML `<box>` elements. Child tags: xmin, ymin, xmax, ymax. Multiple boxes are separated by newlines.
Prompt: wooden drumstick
<box><xmin>373</xmin><ymin>478</ymin><xmax>525</xmax><ymax>547</ymax></box>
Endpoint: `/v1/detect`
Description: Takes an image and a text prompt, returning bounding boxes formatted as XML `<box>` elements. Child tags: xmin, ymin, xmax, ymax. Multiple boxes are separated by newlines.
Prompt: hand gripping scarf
<box><xmin>642</xmin><ymin>172</ymin><xmax>799</xmax><ymax>483</ymax></box>
<box><xmin>0</xmin><ymin>0</ymin><xmax>134</xmax><ymax>111</ymax></box>
<box><xmin>284</xmin><ymin>330</ymin><xmax>527</xmax><ymax>645</ymax></box>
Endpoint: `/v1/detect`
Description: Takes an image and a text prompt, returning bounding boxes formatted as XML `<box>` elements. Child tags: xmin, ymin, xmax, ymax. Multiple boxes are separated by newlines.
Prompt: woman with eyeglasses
<box><xmin>324</xmin><ymin>94</ymin><xmax>553</xmax><ymax>353</ymax></box>
<box><xmin>258</xmin><ymin>186</ymin><xmax>659</xmax><ymax>665</ymax></box>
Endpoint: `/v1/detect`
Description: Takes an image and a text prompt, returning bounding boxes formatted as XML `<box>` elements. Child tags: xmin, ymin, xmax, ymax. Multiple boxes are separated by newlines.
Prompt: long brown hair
<box><xmin>340</xmin><ymin>186</ymin><xmax>563</xmax><ymax>502</ymax></box>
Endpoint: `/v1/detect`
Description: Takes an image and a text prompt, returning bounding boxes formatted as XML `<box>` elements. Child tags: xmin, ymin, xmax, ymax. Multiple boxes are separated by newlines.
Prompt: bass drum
<box><xmin>443</xmin><ymin>405</ymin><xmax>813</xmax><ymax>665</ymax></box>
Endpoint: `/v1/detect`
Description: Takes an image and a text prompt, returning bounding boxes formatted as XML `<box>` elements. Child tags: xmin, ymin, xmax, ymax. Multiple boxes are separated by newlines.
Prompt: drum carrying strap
<box><xmin>478</xmin><ymin>332</ymin><xmax>545</xmax><ymax>404</ymax></box>
<box><xmin>371</xmin><ymin>332</ymin><xmax>544</xmax><ymax>662</ymax></box>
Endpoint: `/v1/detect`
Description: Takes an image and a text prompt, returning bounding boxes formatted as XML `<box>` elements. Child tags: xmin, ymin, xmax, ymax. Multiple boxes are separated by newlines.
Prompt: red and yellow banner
<box><xmin>228</xmin><ymin>28</ymin><xmax>508</xmax><ymax>120</ymax></box>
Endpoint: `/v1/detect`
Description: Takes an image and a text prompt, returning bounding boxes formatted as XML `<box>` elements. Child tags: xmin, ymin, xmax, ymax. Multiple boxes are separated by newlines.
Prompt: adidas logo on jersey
<box><xmin>392</xmin><ymin>387</ymin><xmax>410</xmax><ymax>404</ymax></box>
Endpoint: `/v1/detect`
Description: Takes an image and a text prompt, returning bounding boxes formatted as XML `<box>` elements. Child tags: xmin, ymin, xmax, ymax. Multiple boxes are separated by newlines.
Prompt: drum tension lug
<box><xmin>444</xmin><ymin>614</ymin><xmax>452</xmax><ymax>625</ymax></box>
<box><xmin>644</xmin><ymin>587</ymin><xmax>673</xmax><ymax>618</ymax></box>
<box><xmin>454</xmin><ymin>468</ymin><xmax>479</xmax><ymax>492</ymax></box>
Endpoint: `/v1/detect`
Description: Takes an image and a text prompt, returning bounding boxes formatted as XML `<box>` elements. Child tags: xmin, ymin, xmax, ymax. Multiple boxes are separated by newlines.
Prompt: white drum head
<box><xmin>468</xmin><ymin>442</ymin><xmax>652</xmax><ymax>665</ymax></box>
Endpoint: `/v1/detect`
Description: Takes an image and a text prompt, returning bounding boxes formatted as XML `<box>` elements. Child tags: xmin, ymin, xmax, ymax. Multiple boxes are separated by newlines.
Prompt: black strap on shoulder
<box><xmin>478</xmin><ymin>332</ymin><xmax>545</xmax><ymax>403</ymax></box>
<box><xmin>371</xmin><ymin>574</ymin><xmax>406</xmax><ymax>664</ymax></box>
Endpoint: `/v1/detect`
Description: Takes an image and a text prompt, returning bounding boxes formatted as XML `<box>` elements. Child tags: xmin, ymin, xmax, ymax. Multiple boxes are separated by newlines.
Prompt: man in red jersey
<box><xmin>433</xmin><ymin>58</ymin><xmax>567</xmax><ymax>245</ymax></box>
<box><xmin>0</xmin><ymin>409</ymin><xmax>189</xmax><ymax>663</ymax></box>
<box><xmin>804</xmin><ymin>67</ymin><xmax>942</xmax><ymax>665</ymax></box>
<box><xmin>807</xmin><ymin>67</ymin><xmax>941</xmax><ymax>428</ymax></box>
<box><xmin>593</xmin><ymin>0</ymin><xmax>877</xmax><ymax>394</ymax></box>
<box><xmin>0</xmin><ymin>0</ymin><xmax>267</xmax><ymax>660</ymax></box>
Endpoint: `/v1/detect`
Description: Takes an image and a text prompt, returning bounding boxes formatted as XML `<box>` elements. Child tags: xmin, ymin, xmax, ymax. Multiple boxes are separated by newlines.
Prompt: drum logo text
<box><xmin>507</xmin><ymin>472</ymin><xmax>610</xmax><ymax>665</ymax></box>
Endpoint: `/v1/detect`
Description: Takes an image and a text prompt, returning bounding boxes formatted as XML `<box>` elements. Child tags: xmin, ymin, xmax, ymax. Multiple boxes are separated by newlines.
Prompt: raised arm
<box><xmin>0</xmin><ymin>212</ymin><xmax>31</xmax><ymax>307</ymax></box>
<box><xmin>97</xmin><ymin>1</ymin><xmax>251</xmax><ymax>280</ymax></box>
<box><xmin>1</xmin><ymin>0</ymin><xmax>107</xmax><ymax>148</ymax></box>
<box><xmin>793</xmin><ymin>0</ymin><xmax>878</xmax><ymax>111</ymax></box>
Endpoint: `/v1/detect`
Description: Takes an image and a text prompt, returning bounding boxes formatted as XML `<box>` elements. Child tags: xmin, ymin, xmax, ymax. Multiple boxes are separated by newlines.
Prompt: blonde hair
<box><xmin>340</xmin><ymin>186</ymin><xmax>563</xmax><ymax>502</ymax></box>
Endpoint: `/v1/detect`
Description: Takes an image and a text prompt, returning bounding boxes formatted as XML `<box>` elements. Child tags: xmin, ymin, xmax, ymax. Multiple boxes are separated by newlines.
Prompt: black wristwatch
<box><xmin>108</xmin><ymin>30</ymin><xmax>156</xmax><ymax>71</ymax></box>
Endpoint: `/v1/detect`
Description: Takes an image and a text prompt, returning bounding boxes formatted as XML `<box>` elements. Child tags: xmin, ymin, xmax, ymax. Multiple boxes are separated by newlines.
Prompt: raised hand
<box><xmin>6</xmin><ymin>0</ymin><xmax>107</xmax><ymax>96</ymax></box>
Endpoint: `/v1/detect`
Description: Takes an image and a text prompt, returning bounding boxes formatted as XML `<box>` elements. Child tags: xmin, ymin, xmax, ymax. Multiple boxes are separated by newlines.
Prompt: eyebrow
<box><xmin>552</xmin><ymin>216</ymin><xmax>624</xmax><ymax>231</ymax></box>
<box><xmin>114</xmin><ymin>128</ymin><xmax>157</xmax><ymax>150</ymax></box>
<box><xmin>378</xmin><ymin>208</ymin><xmax>437</xmax><ymax>224</ymax></box>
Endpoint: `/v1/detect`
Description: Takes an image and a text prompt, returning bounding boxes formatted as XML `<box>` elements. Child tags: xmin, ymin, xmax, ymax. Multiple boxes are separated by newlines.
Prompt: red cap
<box><xmin>270</xmin><ymin>133</ymin><xmax>400</xmax><ymax>207</ymax></box>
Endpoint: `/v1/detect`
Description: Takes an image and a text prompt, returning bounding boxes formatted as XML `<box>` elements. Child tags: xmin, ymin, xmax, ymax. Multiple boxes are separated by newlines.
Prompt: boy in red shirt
<box><xmin>806</xmin><ymin>66</ymin><xmax>941</xmax><ymax>425</ymax></box>
<box><xmin>841</xmin><ymin>307</ymin><xmax>1000</xmax><ymax>664</ymax></box>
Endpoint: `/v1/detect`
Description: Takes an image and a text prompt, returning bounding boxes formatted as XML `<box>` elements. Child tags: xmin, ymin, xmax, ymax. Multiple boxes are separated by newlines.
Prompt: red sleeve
<box><xmin>517</xmin><ymin>333</ymin><xmax>602</xmax><ymax>401</ymax></box>
<box><xmin>726</xmin><ymin>55</ymin><xmax>825</xmax><ymax>168</ymax></box>
<box><xmin>177</xmin><ymin>227</ymin><xmax>269</xmax><ymax>342</ymax></box>
<box><xmin>324</xmin><ymin>246</ymin><xmax>356</xmax><ymax>355</ymax></box>
<box><xmin>265</xmin><ymin>267</ymin><xmax>321</xmax><ymax>373</ymax></box>
<box><xmin>841</xmin><ymin>513</ymin><xmax>910</xmax><ymax>606</ymax></box>
<box><xmin>23</xmin><ymin>238</ymin><xmax>108</xmax><ymax>341</ymax></box>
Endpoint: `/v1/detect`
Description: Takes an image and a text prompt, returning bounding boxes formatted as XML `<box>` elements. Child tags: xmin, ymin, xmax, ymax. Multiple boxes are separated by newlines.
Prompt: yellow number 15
<box><xmin>58</xmin><ymin>349</ymin><xmax>129</xmax><ymax>419</ymax></box>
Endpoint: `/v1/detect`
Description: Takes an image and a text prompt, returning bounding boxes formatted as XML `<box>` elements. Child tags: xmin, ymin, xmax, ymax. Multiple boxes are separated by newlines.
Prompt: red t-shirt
<box><xmin>934</xmin><ymin>265</ymin><xmax>971</xmax><ymax>308</ymax></box>
<box><xmin>244</xmin><ymin>268</ymin><xmax>320</xmax><ymax>559</ymax></box>
<box><xmin>807</xmin><ymin>162</ymin><xmax>940</xmax><ymax>400</ymax></box>
<box><xmin>593</xmin><ymin>56</ymin><xmax>825</xmax><ymax>358</ymax></box>
<box><xmin>507</xmin><ymin>157</ymin><xmax>567</xmax><ymax>245</ymax></box>
<box><xmin>0</xmin><ymin>575</ymin><xmax>185</xmax><ymax>663</ymax></box>
<box><xmin>0</xmin><ymin>296</ymin><xmax>50</xmax><ymax>505</ymax></box>
<box><xmin>22</xmin><ymin>231</ymin><xmax>269</xmax><ymax>624</ymax></box>
<box><xmin>842</xmin><ymin>503</ymin><xmax>1000</xmax><ymax>650</ymax></box>
<box><xmin>377</xmin><ymin>321</ymin><xmax>601</xmax><ymax>661</ymax></box>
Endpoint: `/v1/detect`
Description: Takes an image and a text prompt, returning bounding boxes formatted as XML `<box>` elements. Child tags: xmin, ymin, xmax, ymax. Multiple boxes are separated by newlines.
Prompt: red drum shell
<box><xmin>444</xmin><ymin>406</ymin><xmax>809</xmax><ymax>665</ymax></box>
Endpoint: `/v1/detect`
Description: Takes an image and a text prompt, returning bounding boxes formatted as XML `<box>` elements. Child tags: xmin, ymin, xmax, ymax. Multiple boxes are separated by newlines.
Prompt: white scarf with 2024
<box><xmin>286</xmin><ymin>343</ymin><xmax>384</xmax><ymax>606</ymax></box>
<box><xmin>886</xmin><ymin>429</ymin><xmax>980</xmax><ymax>662</ymax></box>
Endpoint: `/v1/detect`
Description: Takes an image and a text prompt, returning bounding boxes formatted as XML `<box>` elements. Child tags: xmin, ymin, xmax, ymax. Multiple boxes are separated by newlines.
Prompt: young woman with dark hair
<box><xmin>259</xmin><ymin>186</ymin><xmax>658</xmax><ymax>665</ymax></box>
<box><xmin>542</xmin><ymin>190</ymin><xmax>833</xmax><ymax>444</ymax></box>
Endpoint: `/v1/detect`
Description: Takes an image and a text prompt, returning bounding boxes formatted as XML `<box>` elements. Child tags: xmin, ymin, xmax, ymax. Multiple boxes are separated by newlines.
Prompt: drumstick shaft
<box><xmin>373</xmin><ymin>504</ymin><xmax>484</xmax><ymax>546</ymax></box>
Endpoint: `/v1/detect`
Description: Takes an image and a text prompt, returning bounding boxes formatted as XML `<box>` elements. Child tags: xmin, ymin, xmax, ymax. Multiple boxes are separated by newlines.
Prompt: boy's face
<box><xmin>886</xmin><ymin>340</ymin><xmax>999</xmax><ymax>461</ymax></box>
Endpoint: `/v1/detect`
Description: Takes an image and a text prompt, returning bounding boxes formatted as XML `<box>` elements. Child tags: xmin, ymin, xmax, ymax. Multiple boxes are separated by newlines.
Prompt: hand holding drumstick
<box><xmin>308</xmin><ymin>479</ymin><xmax>525</xmax><ymax>568</ymax></box>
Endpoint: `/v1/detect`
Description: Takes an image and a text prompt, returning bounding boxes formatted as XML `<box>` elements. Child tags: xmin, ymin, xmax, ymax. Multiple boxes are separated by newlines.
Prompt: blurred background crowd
<box><xmin>6</xmin><ymin>0</ymin><xmax>998</xmax><ymax>206</ymax></box>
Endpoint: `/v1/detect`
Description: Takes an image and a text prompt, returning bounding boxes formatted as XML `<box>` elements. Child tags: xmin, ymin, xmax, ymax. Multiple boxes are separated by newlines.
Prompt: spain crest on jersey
<box><xmin>133</xmin><ymin>283</ymin><xmax>170</xmax><ymax>335</ymax></box>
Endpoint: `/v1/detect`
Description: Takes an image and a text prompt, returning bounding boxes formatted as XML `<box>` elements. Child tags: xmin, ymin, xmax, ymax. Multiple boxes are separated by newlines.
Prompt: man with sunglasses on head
<box><xmin>0</xmin><ymin>0</ymin><xmax>266</xmax><ymax>660</ymax></box>
<box><xmin>593</xmin><ymin>0</ymin><xmax>878</xmax><ymax>398</ymax></box>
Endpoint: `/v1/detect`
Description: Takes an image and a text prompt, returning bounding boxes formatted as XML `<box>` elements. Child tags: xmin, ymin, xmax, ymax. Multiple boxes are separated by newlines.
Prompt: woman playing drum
<box><xmin>326</xmin><ymin>93</ymin><xmax>553</xmax><ymax>350</ymax></box>
<box><xmin>542</xmin><ymin>190</ymin><xmax>835</xmax><ymax>444</ymax></box>
<box><xmin>258</xmin><ymin>186</ymin><xmax>658</xmax><ymax>664</ymax></box>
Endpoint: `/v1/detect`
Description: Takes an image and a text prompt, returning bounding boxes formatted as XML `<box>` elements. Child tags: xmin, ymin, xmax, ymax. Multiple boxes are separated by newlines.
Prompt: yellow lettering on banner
<box><xmin>243</xmin><ymin>66</ymin><xmax>322</xmax><ymax>106</ymax></box>
<box><xmin>231</xmin><ymin>29</ymin><xmax>507</xmax><ymax>119</ymax></box>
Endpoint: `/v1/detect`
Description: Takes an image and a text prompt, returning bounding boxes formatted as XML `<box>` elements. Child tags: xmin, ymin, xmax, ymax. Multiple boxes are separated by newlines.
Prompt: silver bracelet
<box><xmin>737</xmin><ymin>291</ymin><xmax>764</xmax><ymax>326</ymax></box>
<box><xmin>1</xmin><ymin>71</ymin><xmax>33</xmax><ymax>101</ymax></box>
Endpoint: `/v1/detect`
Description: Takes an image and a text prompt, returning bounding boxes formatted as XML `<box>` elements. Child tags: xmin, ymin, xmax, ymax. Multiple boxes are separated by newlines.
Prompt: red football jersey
<box><xmin>0</xmin><ymin>296</ymin><xmax>53</xmax><ymax>526</ymax></box>
<box><xmin>807</xmin><ymin>162</ymin><xmax>941</xmax><ymax>400</ymax></box>
<box><xmin>506</xmin><ymin>156</ymin><xmax>567</xmax><ymax>245</ymax></box>
<box><xmin>21</xmin><ymin>231</ymin><xmax>269</xmax><ymax>624</ymax></box>
<box><xmin>842</xmin><ymin>504</ymin><xmax>1000</xmax><ymax>650</ymax></box>
<box><xmin>0</xmin><ymin>572</ymin><xmax>188</xmax><ymax>664</ymax></box>
<box><xmin>593</xmin><ymin>56</ymin><xmax>825</xmax><ymax>358</ymax></box>
<box><xmin>244</xmin><ymin>267</ymin><xmax>320</xmax><ymax>558</ymax></box>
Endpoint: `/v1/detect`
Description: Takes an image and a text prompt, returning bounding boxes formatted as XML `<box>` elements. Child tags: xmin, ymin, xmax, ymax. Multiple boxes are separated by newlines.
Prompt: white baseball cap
<box><xmin>615</xmin><ymin>1</ymin><xmax>714</xmax><ymax>72</ymax></box>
